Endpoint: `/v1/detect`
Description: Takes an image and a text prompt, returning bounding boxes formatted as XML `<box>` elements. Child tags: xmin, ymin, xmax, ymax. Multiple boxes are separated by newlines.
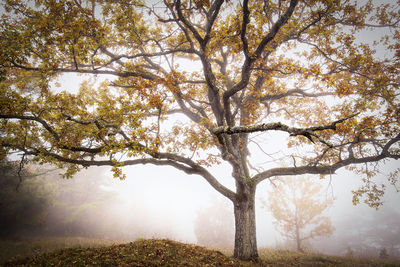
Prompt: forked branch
<box><xmin>252</xmin><ymin>133</ymin><xmax>400</xmax><ymax>185</ymax></box>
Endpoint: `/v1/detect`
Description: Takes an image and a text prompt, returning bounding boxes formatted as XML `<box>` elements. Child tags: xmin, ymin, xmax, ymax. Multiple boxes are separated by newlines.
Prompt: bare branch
<box><xmin>253</xmin><ymin>134</ymin><xmax>400</xmax><ymax>185</ymax></box>
<box><xmin>4</xmin><ymin>142</ymin><xmax>236</xmax><ymax>201</ymax></box>
<box><xmin>223</xmin><ymin>0</ymin><xmax>299</xmax><ymax>100</ymax></box>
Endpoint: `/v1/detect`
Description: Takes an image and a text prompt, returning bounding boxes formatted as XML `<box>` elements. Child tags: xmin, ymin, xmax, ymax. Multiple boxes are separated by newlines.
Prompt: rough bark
<box><xmin>233</xmin><ymin>183</ymin><xmax>258</xmax><ymax>261</ymax></box>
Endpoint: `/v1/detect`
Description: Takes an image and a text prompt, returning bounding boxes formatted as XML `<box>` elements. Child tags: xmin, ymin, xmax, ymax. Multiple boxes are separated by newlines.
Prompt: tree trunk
<box><xmin>295</xmin><ymin>222</ymin><xmax>302</xmax><ymax>252</ymax></box>
<box><xmin>233</xmin><ymin>185</ymin><xmax>258</xmax><ymax>261</ymax></box>
<box><xmin>295</xmin><ymin>207</ymin><xmax>302</xmax><ymax>252</ymax></box>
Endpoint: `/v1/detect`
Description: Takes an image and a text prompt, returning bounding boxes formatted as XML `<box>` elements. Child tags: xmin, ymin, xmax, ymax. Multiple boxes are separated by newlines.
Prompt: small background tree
<box><xmin>267</xmin><ymin>176</ymin><xmax>334</xmax><ymax>252</ymax></box>
<box><xmin>380</xmin><ymin>247</ymin><xmax>389</xmax><ymax>259</ymax></box>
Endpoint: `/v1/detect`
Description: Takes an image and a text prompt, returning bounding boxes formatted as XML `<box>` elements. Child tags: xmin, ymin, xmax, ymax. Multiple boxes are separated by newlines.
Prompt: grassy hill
<box><xmin>2</xmin><ymin>238</ymin><xmax>400</xmax><ymax>266</ymax></box>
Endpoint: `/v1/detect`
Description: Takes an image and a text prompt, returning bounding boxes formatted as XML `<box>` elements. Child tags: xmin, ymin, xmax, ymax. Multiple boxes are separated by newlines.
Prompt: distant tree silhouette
<box><xmin>194</xmin><ymin>198</ymin><xmax>234</xmax><ymax>248</ymax></box>
<box><xmin>267</xmin><ymin>176</ymin><xmax>334</xmax><ymax>252</ymax></box>
<box><xmin>380</xmin><ymin>247</ymin><xmax>389</xmax><ymax>259</ymax></box>
<box><xmin>0</xmin><ymin>161</ymin><xmax>54</xmax><ymax>238</ymax></box>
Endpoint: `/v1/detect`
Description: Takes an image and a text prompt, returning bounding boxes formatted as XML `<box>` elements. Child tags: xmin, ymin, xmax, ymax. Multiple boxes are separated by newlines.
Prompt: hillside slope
<box><xmin>3</xmin><ymin>239</ymin><xmax>400</xmax><ymax>266</ymax></box>
<box><xmin>3</xmin><ymin>239</ymin><xmax>253</xmax><ymax>266</ymax></box>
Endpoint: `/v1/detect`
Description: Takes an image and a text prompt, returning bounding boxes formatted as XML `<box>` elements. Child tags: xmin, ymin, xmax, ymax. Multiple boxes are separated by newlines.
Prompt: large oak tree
<box><xmin>1</xmin><ymin>0</ymin><xmax>399</xmax><ymax>260</ymax></box>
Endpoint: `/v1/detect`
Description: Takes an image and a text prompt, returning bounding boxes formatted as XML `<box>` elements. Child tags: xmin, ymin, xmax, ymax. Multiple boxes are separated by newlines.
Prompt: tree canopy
<box><xmin>1</xmin><ymin>0</ymin><xmax>399</xmax><ymax>260</ymax></box>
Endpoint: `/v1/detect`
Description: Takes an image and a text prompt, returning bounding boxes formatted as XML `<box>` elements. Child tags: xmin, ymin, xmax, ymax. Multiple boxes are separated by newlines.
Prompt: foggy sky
<box><xmin>33</xmin><ymin>157</ymin><xmax>398</xmax><ymax>258</ymax></box>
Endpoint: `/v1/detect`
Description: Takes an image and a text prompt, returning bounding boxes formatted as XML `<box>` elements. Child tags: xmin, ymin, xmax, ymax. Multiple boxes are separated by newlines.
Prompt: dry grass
<box><xmin>3</xmin><ymin>239</ymin><xmax>253</xmax><ymax>266</ymax></box>
<box><xmin>0</xmin><ymin>237</ymin><xmax>119</xmax><ymax>264</ymax></box>
<box><xmin>2</xmin><ymin>238</ymin><xmax>400</xmax><ymax>266</ymax></box>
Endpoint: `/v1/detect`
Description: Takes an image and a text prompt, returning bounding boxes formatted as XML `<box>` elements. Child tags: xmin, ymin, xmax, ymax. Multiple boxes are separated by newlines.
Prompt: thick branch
<box><xmin>2</xmin><ymin>142</ymin><xmax>236</xmax><ymax>201</ymax></box>
<box><xmin>100</xmin><ymin>46</ymin><xmax>196</xmax><ymax>65</ymax></box>
<box><xmin>254</xmin><ymin>0</ymin><xmax>299</xmax><ymax>57</ymax></box>
<box><xmin>203</xmin><ymin>0</ymin><xmax>224</xmax><ymax>47</ymax></box>
<box><xmin>0</xmin><ymin>114</ymin><xmax>60</xmax><ymax>141</ymax></box>
<box><xmin>212</xmin><ymin>113</ymin><xmax>359</xmax><ymax>147</ymax></box>
<box><xmin>260</xmin><ymin>89</ymin><xmax>334</xmax><ymax>101</ymax></box>
<box><xmin>240</xmin><ymin>0</ymin><xmax>250</xmax><ymax>58</ymax></box>
<box><xmin>176</xmin><ymin>99</ymin><xmax>203</xmax><ymax>123</ymax></box>
<box><xmin>10</xmin><ymin>61</ymin><xmax>157</xmax><ymax>80</ymax></box>
<box><xmin>0</xmin><ymin>114</ymin><xmax>135</xmax><ymax>153</ymax></box>
<box><xmin>63</xmin><ymin>114</ymin><xmax>130</xmax><ymax>141</ymax></box>
<box><xmin>175</xmin><ymin>0</ymin><xmax>204</xmax><ymax>44</ymax></box>
<box><xmin>223</xmin><ymin>0</ymin><xmax>299</xmax><ymax>100</ymax></box>
<box><xmin>253</xmin><ymin>134</ymin><xmax>400</xmax><ymax>185</ymax></box>
<box><xmin>171</xmin><ymin>1</ymin><xmax>224</xmax><ymax>125</ymax></box>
